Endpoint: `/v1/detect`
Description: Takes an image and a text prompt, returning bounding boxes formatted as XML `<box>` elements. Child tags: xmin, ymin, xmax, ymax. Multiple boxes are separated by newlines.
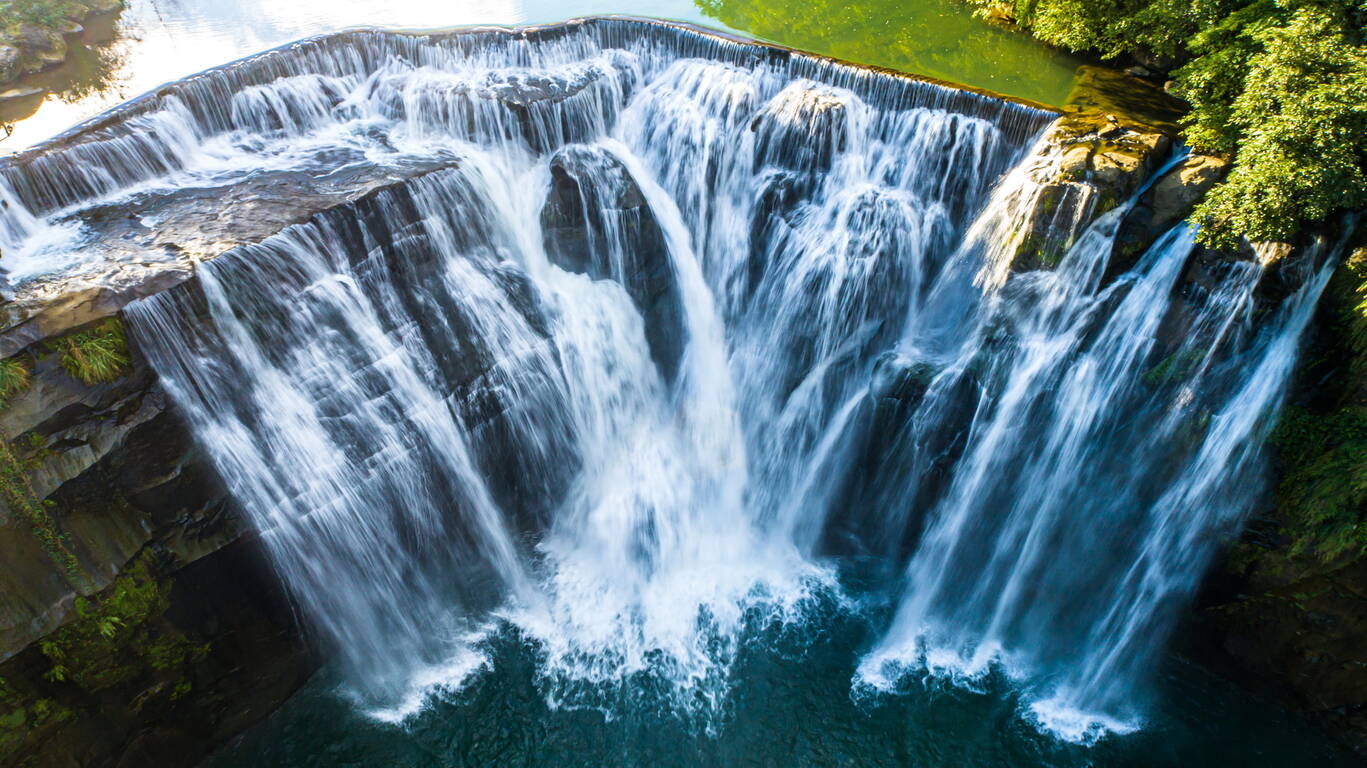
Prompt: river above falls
<box><xmin>0</xmin><ymin>0</ymin><xmax>1083</xmax><ymax>152</ymax></box>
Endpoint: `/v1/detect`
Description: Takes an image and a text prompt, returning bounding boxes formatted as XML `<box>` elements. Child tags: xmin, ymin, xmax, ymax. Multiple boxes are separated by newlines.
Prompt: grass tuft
<box><xmin>0</xmin><ymin>359</ymin><xmax>31</xmax><ymax>405</ymax></box>
<box><xmin>58</xmin><ymin>319</ymin><xmax>130</xmax><ymax>386</ymax></box>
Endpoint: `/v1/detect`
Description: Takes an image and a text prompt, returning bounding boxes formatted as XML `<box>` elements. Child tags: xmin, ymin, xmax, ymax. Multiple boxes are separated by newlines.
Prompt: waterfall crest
<box><xmin>15</xmin><ymin>18</ymin><xmax>1318</xmax><ymax>742</ymax></box>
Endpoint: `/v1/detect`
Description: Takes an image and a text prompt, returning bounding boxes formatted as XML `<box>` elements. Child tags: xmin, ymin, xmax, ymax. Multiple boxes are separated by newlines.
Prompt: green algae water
<box><xmin>0</xmin><ymin>0</ymin><xmax>1080</xmax><ymax>151</ymax></box>
<box><xmin>204</xmin><ymin>596</ymin><xmax>1356</xmax><ymax>768</ymax></box>
<box><xmin>696</xmin><ymin>0</ymin><xmax>1080</xmax><ymax>104</ymax></box>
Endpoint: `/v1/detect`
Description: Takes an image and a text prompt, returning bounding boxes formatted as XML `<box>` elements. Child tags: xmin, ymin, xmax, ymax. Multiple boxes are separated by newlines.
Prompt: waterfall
<box><xmin>9</xmin><ymin>18</ymin><xmax>1328</xmax><ymax>743</ymax></box>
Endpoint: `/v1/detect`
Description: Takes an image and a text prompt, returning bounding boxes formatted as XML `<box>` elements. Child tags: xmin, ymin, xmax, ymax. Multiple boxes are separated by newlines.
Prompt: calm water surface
<box><xmin>0</xmin><ymin>0</ymin><xmax>1081</xmax><ymax>151</ymax></box>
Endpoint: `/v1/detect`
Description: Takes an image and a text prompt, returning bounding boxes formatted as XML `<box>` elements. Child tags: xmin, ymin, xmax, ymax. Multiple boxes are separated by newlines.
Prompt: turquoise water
<box><xmin>205</xmin><ymin>584</ymin><xmax>1355</xmax><ymax>768</ymax></box>
<box><xmin>0</xmin><ymin>0</ymin><xmax>1080</xmax><ymax>151</ymax></box>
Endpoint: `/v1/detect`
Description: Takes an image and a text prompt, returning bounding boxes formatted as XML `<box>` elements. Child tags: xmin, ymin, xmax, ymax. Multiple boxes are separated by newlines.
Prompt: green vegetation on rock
<box><xmin>54</xmin><ymin>317</ymin><xmax>131</xmax><ymax>385</ymax></box>
<box><xmin>0</xmin><ymin>0</ymin><xmax>123</xmax><ymax>88</ymax></box>
<box><xmin>1267</xmin><ymin>246</ymin><xmax>1367</xmax><ymax>562</ymax></box>
<box><xmin>0</xmin><ymin>551</ymin><xmax>215</xmax><ymax>765</ymax></box>
<box><xmin>1271</xmin><ymin>405</ymin><xmax>1367</xmax><ymax>559</ymax></box>
<box><xmin>2</xmin><ymin>0</ymin><xmax>75</xmax><ymax>28</ymax></box>
<box><xmin>0</xmin><ymin>676</ymin><xmax>72</xmax><ymax>761</ymax></box>
<box><xmin>38</xmin><ymin>554</ymin><xmax>207</xmax><ymax>692</ymax></box>
<box><xmin>0</xmin><ymin>358</ymin><xmax>30</xmax><ymax>405</ymax></box>
<box><xmin>0</xmin><ymin>438</ymin><xmax>84</xmax><ymax>585</ymax></box>
<box><xmin>970</xmin><ymin>0</ymin><xmax>1367</xmax><ymax>250</ymax></box>
<box><xmin>0</xmin><ymin>319</ymin><xmax>134</xmax><ymax>588</ymax></box>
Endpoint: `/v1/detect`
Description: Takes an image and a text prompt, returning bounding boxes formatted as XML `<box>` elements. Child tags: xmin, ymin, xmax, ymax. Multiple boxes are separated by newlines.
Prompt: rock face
<box><xmin>1003</xmin><ymin>109</ymin><xmax>1171</xmax><ymax>274</ymax></box>
<box><xmin>540</xmin><ymin>144</ymin><xmax>686</xmax><ymax>384</ymax></box>
<box><xmin>0</xmin><ymin>329</ymin><xmax>313</xmax><ymax>768</ymax></box>
<box><xmin>0</xmin><ymin>16</ymin><xmax>1360</xmax><ymax>764</ymax></box>
<box><xmin>987</xmin><ymin>66</ymin><xmax>1183</xmax><ymax>281</ymax></box>
<box><xmin>1109</xmin><ymin>153</ymin><xmax>1228</xmax><ymax>281</ymax></box>
<box><xmin>1192</xmin><ymin>235</ymin><xmax>1367</xmax><ymax>755</ymax></box>
<box><xmin>750</xmin><ymin>83</ymin><xmax>851</xmax><ymax>174</ymax></box>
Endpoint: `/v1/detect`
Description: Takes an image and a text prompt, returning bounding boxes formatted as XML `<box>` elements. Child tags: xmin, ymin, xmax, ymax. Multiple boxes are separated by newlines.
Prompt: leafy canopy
<box><xmin>978</xmin><ymin>0</ymin><xmax>1367</xmax><ymax>248</ymax></box>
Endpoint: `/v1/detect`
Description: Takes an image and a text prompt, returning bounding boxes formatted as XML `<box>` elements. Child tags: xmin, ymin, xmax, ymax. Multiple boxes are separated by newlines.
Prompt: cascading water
<box><xmin>3</xmin><ymin>18</ymin><xmax>1345</xmax><ymax>754</ymax></box>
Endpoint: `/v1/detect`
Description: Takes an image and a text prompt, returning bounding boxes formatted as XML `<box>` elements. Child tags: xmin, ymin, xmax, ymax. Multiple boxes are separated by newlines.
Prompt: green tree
<box><xmin>976</xmin><ymin>0</ymin><xmax>1367</xmax><ymax>248</ymax></box>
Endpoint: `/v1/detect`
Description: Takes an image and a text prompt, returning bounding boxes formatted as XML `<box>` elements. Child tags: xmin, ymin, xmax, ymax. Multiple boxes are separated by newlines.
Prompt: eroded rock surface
<box><xmin>541</xmin><ymin>144</ymin><xmax>686</xmax><ymax>384</ymax></box>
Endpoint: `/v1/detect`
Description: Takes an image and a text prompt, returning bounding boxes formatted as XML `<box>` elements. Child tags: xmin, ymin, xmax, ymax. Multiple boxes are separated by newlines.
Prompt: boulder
<box><xmin>0</xmin><ymin>46</ymin><xmax>18</xmax><ymax>84</ymax></box>
<box><xmin>751</xmin><ymin>82</ymin><xmax>851</xmax><ymax>173</ymax></box>
<box><xmin>15</xmin><ymin>25</ymin><xmax>66</xmax><ymax>71</ymax></box>
<box><xmin>475</xmin><ymin>55</ymin><xmax>632</xmax><ymax>153</ymax></box>
<box><xmin>541</xmin><ymin>144</ymin><xmax>686</xmax><ymax>384</ymax></box>
<box><xmin>1108</xmin><ymin>153</ymin><xmax>1228</xmax><ymax>282</ymax></box>
<box><xmin>1003</xmin><ymin>108</ymin><xmax>1172</xmax><ymax>276</ymax></box>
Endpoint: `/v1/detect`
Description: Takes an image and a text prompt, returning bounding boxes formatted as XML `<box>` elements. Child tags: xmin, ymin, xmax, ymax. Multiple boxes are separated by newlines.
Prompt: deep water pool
<box><xmin>202</xmin><ymin>583</ymin><xmax>1357</xmax><ymax>768</ymax></box>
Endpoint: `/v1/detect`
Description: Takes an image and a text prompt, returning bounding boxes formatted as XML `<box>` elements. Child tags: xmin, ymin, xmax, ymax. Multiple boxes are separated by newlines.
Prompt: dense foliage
<box><xmin>977</xmin><ymin>0</ymin><xmax>1367</xmax><ymax>248</ymax></box>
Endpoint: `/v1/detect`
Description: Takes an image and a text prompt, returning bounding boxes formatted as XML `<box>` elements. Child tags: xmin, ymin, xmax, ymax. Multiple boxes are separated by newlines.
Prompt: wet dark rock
<box><xmin>0</xmin><ymin>537</ymin><xmax>313</xmax><ymax>768</ymax></box>
<box><xmin>751</xmin><ymin>83</ymin><xmax>851</xmax><ymax>173</ymax></box>
<box><xmin>482</xmin><ymin>65</ymin><xmax>606</xmax><ymax>109</ymax></box>
<box><xmin>0</xmin><ymin>158</ymin><xmax>461</xmax><ymax>357</ymax></box>
<box><xmin>1191</xmin><ymin>242</ymin><xmax>1367</xmax><ymax>754</ymax></box>
<box><xmin>0</xmin><ymin>342</ymin><xmax>314</xmax><ymax>767</ymax></box>
<box><xmin>541</xmin><ymin>144</ymin><xmax>686</xmax><ymax>384</ymax></box>
<box><xmin>0</xmin><ymin>85</ymin><xmax>42</xmax><ymax>101</ymax></box>
<box><xmin>746</xmin><ymin>170</ymin><xmax>812</xmax><ymax>297</ymax></box>
<box><xmin>869</xmin><ymin>353</ymin><xmax>939</xmax><ymax>408</ymax></box>
<box><xmin>823</xmin><ymin>353</ymin><xmax>969</xmax><ymax>563</ymax></box>
<box><xmin>476</xmin><ymin>56</ymin><xmax>631</xmax><ymax>154</ymax></box>
<box><xmin>1065</xmin><ymin>65</ymin><xmax>1185</xmax><ymax>135</ymax></box>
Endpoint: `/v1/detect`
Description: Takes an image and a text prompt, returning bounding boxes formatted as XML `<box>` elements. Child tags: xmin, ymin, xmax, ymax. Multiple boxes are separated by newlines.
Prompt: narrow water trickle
<box><xmin>4</xmin><ymin>20</ymin><xmax>1326</xmax><ymax>748</ymax></box>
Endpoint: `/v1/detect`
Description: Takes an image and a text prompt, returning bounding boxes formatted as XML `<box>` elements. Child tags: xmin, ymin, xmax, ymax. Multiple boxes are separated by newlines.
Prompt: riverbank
<box><xmin>0</xmin><ymin>0</ymin><xmax>123</xmax><ymax>96</ymax></box>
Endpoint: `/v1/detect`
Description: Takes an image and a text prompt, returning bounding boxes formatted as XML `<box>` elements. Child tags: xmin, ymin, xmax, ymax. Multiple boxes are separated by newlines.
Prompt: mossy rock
<box><xmin>1063</xmin><ymin>64</ymin><xmax>1185</xmax><ymax>136</ymax></box>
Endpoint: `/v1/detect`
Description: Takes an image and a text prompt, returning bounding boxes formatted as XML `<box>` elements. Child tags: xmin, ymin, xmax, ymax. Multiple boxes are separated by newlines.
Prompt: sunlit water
<box><xmin>0</xmin><ymin>0</ymin><xmax>1081</xmax><ymax>151</ymax></box>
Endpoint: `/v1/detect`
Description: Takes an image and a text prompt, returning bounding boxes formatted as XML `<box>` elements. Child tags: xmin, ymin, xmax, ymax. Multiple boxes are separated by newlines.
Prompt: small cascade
<box><xmin>5</xmin><ymin>17</ymin><xmax>1329</xmax><ymax>745</ymax></box>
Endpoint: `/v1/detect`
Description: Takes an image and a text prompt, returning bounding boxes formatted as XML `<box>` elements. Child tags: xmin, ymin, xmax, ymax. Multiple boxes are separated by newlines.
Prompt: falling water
<box><xmin>4</xmin><ymin>18</ymin><xmax>1337</xmax><ymax>744</ymax></box>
